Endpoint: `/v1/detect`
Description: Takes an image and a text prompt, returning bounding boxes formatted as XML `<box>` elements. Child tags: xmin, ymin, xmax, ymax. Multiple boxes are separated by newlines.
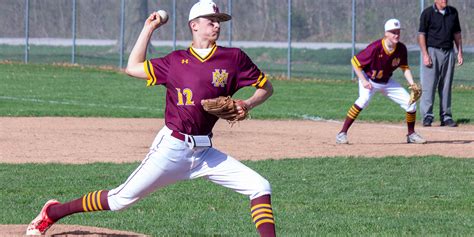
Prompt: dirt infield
<box><xmin>0</xmin><ymin>224</ymin><xmax>146</xmax><ymax>236</ymax></box>
<box><xmin>1</xmin><ymin>117</ymin><xmax>473</xmax><ymax>164</ymax></box>
<box><xmin>1</xmin><ymin>117</ymin><xmax>473</xmax><ymax>235</ymax></box>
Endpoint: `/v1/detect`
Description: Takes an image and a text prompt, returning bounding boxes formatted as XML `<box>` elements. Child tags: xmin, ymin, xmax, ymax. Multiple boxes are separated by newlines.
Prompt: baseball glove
<box><xmin>201</xmin><ymin>96</ymin><xmax>248</xmax><ymax>122</ymax></box>
<box><xmin>409</xmin><ymin>83</ymin><xmax>422</xmax><ymax>105</ymax></box>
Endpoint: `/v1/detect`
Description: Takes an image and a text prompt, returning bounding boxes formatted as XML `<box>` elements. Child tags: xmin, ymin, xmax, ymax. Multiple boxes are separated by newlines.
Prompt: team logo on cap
<box><xmin>212</xmin><ymin>69</ymin><xmax>228</xmax><ymax>87</ymax></box>
<box><xmin>213</xmin><ymin>4</ymin><xmax>219</xmax><ymax>13</ymax></box>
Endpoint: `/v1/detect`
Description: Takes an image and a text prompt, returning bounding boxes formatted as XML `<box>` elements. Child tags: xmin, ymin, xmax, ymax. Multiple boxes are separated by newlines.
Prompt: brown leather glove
<box><xmin>201</xmin><ymin>96</ymin><xmax>248</xmax><ymax>122</ymax></box>
<box><xmin>409</xmin><ymin>83</ymin><xmax>422</xmax><ymax>105</ymax></box>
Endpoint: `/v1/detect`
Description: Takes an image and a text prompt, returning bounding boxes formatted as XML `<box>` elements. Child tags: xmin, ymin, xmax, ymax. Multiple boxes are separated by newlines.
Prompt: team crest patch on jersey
<box><xmin>181</xmin><ymin>59</ymin><xmax>189</xmax><ymax>64</ymax></box>
<box><xmin>392</xmin><ymin>58</ymin><xmax>400</xmax><ymax>67</ymax></box>
<box><xmin>212</xmin><ymin>69</ymin><xmax>228</xmax><ymax>87</ymax></box>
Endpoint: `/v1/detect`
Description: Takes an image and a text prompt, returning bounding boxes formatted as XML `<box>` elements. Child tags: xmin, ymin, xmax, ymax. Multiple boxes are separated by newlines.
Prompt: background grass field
<box><xmin>2</xmin><ymin>45</ymin><xmax>474</xmax><ymax>85</ymax></box>
<box><xmin>1</xmin><ymin>158</ymin><xmax>473</xmax><ymax>235</ymax></box>
<box><xmin>1</xmin><ymin>62</ymin><xmax>473</xmax><ymax>122</ymax></box>
<box><xmin>1</xmin><ymin>51</ymin><xmax>473</xmax><ymax>236</ymax></box>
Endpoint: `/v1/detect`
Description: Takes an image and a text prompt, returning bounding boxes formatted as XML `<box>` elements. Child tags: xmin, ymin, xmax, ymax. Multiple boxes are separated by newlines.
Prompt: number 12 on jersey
<box><xmin>176</xmin><ymin>88</ymin><xmax>194</xmax><ymax>105</ymax></box>
<box><xmin>371</xmin><ymin>70</ymin><xmax>384</xmax><ymax>80</ymax></box>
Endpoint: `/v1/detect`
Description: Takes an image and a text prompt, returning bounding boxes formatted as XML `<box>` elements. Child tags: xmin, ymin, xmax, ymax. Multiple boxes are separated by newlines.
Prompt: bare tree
<box><xmin>123</xmin><ymin>0</ymin><xmax>149</xmax><ymax>53</ymax></box>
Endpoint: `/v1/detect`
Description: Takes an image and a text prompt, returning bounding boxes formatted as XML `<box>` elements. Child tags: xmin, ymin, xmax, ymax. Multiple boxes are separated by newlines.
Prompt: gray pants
<box><xmin>420</xmin><ymin>47</ymin><xmax>455</xmax><ymax>122</ymax></box>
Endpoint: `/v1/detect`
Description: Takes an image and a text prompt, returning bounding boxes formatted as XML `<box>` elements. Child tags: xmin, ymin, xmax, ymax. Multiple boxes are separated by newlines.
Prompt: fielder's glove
<box><xmin>201</xmin><ymin>96</ymin><xmax>248</xmax><ymax>122</ymax></box>
<box><xmin>409</xmin><ymin>83</ymin><xmax>422</xmax><ymax>105</ymax></box>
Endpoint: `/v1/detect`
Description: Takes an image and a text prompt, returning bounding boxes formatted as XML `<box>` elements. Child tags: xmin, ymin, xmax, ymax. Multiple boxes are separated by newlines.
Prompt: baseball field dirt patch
<box><xmin>1</xmin><ymin>117</ymin><xmax>473</xmax><ymax>163</ymax></box>
<box><xmin>0</xmin><ymin>224</ymin><xmax>146</xmax><ymax>236</ymax></box>
<box><xmin>1</xmin><ymin>117</ymin><xmax>473</xmax><ymax>235</ymax></box>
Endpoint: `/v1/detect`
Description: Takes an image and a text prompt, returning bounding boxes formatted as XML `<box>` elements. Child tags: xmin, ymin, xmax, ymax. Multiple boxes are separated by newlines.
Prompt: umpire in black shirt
<box><xmin>418</xmin><ymin>0</ymin><xmax>463</xmax><ymax>127</ymax></box>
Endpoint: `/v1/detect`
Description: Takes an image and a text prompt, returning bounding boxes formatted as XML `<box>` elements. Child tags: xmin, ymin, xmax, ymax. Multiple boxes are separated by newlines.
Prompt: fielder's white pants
<box><xmin>355</xmin><ymin>76</ymin><xmax>416</xmax><ymax>113</ymax></box>
<box><xmin>107</xmin><ymin>126</ymin><xmax>271</xmax><ymax>211</ymax></box>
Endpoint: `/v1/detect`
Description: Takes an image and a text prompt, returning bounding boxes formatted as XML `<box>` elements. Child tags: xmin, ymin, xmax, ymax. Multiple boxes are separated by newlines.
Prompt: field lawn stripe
<box><xmin>0</xmin><ymin>96</ymin><xmax>157</xmax><ymax>111</ymax></box>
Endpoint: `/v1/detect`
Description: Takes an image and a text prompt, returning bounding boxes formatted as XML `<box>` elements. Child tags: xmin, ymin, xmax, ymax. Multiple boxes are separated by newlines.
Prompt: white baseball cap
<box><xmin>188</xmin><ymin>0</ymin><xmax>231</xmax><ymax>22</ymax></box>
<box><xmin>384</xmin><ymin>18</ymin><xmax>401</xmax><ymax>32</ymax></box>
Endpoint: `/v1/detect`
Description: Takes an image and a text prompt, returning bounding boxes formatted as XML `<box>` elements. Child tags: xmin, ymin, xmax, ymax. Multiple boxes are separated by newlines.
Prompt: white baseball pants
<box><xmin>107</xmin><ymin>126</ymin><xmax>271</xmax><ymax>211</ymax></box>
<box><xmin>355</xmin><ymin>76</ymin><xmax>416</xmax><ymax>113</ymax></box>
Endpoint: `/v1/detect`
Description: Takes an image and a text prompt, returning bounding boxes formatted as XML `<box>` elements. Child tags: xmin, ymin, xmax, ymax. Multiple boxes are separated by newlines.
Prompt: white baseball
<box><xmin>157</xmin><ymin>10</ymin><xmax>169</xmax><ymax>24</ymax></box>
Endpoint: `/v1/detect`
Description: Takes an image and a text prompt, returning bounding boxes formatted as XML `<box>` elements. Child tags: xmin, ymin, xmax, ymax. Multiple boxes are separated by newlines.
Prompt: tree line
<box><xmin>1</xmin><ymin>0</ymin><xmax>473</xmax><ymax>50</ymax></box>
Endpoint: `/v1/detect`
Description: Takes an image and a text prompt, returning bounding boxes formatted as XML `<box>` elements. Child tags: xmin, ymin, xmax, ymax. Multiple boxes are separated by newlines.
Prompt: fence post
<box><xmin>173</xmin><ymin>0</ymin><xmax>176</xmax><ymax>51</ymax></box>
<box><xmin>287</xmin><ymin>0</ymin><xmax>292</xmax><ymax>80</ymax></box>
<box><xmin>419</xmin><ymin>0</ymin><xmax>424</xmax><ymax>80</ymax></box>
<box><xmin>351</xmin><ymin>0</ymin><xmax>356</xmax><ymax>80</ymax></box>
<box><xmin>119</xmin><ymin>0</ymin><xmax>125</xmax><ymax>68</ymax></box>
<box><xmin>228</xmin><ymin>0</ymin><xmax>232</xmax><ymax>47</ymax></box>
<box><xmin>72</xmin><ymin>0</ymin><xmax>76</xmax><ymax>64</ymax></box>
<box><xmin>24</xmin><ymin>0</ymin><xmax>29</xmax><ymax>63</ymax></box>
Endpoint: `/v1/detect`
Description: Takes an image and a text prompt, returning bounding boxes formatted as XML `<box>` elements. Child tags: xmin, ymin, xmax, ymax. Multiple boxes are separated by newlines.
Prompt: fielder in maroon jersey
<box><xmin>26</xmin><ymin>0</ymin><xmax>276</xmax><ymax>236</ymax></box>
<box><xmin>336</xmin><ymin>19</ymin><xmax>426</xmax><ymax>145</ymax></box>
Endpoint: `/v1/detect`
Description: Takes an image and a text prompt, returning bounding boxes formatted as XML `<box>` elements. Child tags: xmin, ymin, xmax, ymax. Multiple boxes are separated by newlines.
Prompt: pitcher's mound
<box><xmin>0</xmin><ymin>224</ymin><xmax>147</xmax><ymax>236</ymax></box>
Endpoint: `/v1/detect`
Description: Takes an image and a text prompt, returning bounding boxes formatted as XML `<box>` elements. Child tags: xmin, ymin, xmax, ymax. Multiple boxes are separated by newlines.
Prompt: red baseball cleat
<box><xmin>26</xmin><ymin>199</ymin><xmax>60</xmax><ymax>235</ymax></box>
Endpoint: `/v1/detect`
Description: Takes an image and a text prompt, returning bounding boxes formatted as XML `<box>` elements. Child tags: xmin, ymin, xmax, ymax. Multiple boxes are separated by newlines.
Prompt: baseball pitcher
<box><xmin>26</xmin><ymin>0</ymin><xmax>276</xmax><ymax>236</ymax></box>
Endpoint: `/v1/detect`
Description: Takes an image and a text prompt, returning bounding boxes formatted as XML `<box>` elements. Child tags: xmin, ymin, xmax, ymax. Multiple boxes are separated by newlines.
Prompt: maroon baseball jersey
<box><xmin>351</xmin><ymin>38</ymin><xmax>409</xmax><ymax>84</ymax></box>
<box><xmin>144</xmin><ymin>44</ymin><xmax>267</xmax><ymax>135</ymax></box>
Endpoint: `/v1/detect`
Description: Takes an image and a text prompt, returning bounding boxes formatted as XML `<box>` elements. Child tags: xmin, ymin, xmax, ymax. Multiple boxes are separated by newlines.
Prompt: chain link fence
<box><xmin>1</xmin><ymin>0</ymin><xmax>473</xmax><ymax>85</ymax></box>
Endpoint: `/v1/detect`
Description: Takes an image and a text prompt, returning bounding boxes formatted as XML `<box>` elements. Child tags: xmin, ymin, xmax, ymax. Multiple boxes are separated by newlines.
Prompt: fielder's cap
<box><xmin>384</xmin><ymin>18</ymin><xmax>401</xmax><ymax>32</ymax></box>
<box><xmin>188</xmin><ymin>0</ymin><xmax>231</xmax><ymax>22</ymax></box>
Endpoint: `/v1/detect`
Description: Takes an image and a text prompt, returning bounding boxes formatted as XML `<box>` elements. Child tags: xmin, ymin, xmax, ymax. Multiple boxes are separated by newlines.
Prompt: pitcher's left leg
<box><xmin>191</xmin><ymin>148</ymin><xmax>275</xmax><ymax>236</ymax></box>
<box><xmin>251</xmin><ymin>194</ymin><xmax>276</xmax><ymax>236</ymax></box>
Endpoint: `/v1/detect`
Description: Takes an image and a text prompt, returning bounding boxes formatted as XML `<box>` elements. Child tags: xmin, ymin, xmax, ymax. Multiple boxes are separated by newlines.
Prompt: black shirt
<box><xmin>418</xmin><ymin>4</ymin><xmax>461</xmax><ymax>50</ymax></box>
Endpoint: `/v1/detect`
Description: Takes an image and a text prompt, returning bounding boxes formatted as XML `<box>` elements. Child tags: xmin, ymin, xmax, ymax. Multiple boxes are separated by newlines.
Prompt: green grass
<box><xmin>2</xmin><ymin>45</ymin><xmax>474</xmax><ymax>85</ymax></box>
<box><xmin>1</xmin><ymin>157</ymin><xmax>473</xmax><ymax>235</ymax></box>
<box><xmin>1</xmin><ymin>55</ymin><xmax>473</xmax><ymax>235</ymax></box>
<box><xmin>0</xmin><ymin>63</ymin><xmax>164</xmax><ymax>117</ymax></box>
<box><xmin>1</xmin><ymin>62</ymin><xmax>473</xmax><ymax>124</ymax></box>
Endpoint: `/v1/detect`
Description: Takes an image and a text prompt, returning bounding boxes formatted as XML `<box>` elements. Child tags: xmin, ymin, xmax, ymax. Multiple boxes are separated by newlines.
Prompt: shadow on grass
<box><xmin>456</xmin><ymin>118</ymin><xmax>471</xmax><ymax>124</ymax></box>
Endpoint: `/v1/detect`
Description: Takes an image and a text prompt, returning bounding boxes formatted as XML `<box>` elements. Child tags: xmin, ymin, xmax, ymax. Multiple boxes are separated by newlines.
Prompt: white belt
<box><xmin>170</xmin><ymin>130</ymin><xmax>212</xmax><ymax>148</ymax></box>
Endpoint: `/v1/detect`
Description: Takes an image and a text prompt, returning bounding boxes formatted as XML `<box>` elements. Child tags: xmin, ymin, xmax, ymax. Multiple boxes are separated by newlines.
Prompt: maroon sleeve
<box><xmin>144</xmin><ymin>55</ymin><xmax>171</xmax><ymax>86</ymax></box>
<box><xmin>399</xmin><ymin>43</ymin><xmax>409</xmax><ymax>69</ymax></box>
<box><xmin>235</xmin><ymin>49</ymin><xmax>267</xmax><ymax>91</ymax></box>
<box><xmin>352</xmin><ymin>42</ymin><xmax>376</xmax><ymax>69</ymax></box>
